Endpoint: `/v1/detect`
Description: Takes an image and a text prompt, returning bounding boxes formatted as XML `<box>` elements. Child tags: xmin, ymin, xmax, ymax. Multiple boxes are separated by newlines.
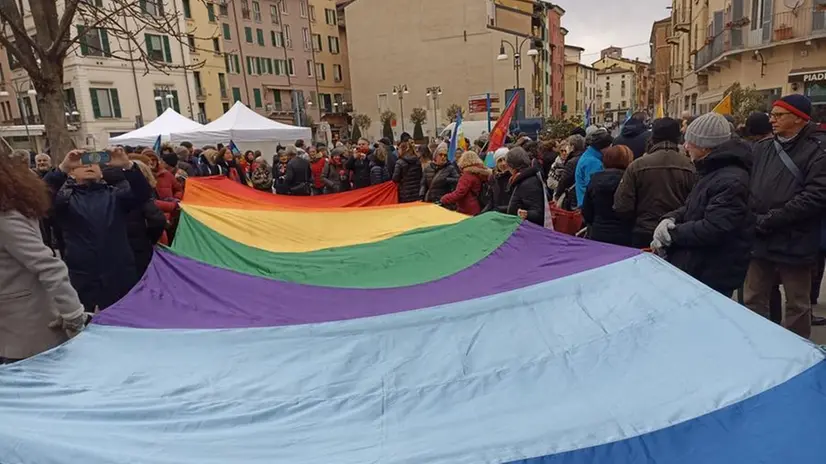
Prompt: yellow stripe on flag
<box><xmin>712</xmin><ymin>94</ymin><xmax>732</xmax><ymax>115</ymax></box>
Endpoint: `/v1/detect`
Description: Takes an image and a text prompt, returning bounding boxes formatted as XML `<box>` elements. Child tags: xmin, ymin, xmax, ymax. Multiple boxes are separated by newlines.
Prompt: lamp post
<box><xmin>0</xmin><ymin>80</ymin><xmax>38</xmax><ymax>150</ymax></box>
<box><xmin>497</xmin><ymin>36</ymin><xmax>539</xmax><ymax>91</ymax></box>
<box><xmin>425</xmin><ymin>86</ymin><xmax>442</xmax><ymax>137</ymax></box>
<box><xmin>392</xmin><ymin>84</ymin><xmax>409</xmax><ymax>132</ymax></box>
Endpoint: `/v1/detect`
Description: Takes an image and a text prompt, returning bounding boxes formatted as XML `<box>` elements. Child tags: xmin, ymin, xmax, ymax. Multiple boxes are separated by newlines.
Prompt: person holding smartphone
<box><xmin>43</xmin><ymin>147</ymin><xmax>151</xmax><ymax>314</ymax></box>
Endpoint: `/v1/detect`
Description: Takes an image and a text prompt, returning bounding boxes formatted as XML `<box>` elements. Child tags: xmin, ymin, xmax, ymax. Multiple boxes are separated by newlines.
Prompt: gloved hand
<box><xmin>651</xmin><ymin>218</ymin><xmax>676</xmax><ymax>249</ymax></box>
<box><xmin>48</xmin><ymin>313</ymin><xmax>88</xmax><ymax>339</ymax></box>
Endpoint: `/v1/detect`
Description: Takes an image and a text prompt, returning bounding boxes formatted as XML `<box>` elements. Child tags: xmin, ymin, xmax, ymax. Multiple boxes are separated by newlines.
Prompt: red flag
<box><xmin>488</xmin><ymin>91</ymin><xmax>519</xmax><ymax>153</ymax></box>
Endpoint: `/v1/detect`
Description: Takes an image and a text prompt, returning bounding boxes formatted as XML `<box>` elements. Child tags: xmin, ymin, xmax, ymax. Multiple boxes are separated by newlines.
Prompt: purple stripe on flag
<box><xmin>95</xmin><ymin>223</ymin><xmax>639</xmax><ymax>329</ymax></box>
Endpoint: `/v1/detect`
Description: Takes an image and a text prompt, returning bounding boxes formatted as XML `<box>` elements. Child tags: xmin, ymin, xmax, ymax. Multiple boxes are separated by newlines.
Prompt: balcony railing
<box><xmin>267</xmin><ymin>102</ymin><xmax>294</xmax><ymax>113</ymax></box>
<box><xmin>14</xmin><ymin>115</ymin><xmax>41</xmax><ymax>125</ymax></box>
<box><xmin>696</xmin><ymin>6</ymin><xmax>826</xmax><ymax>71</ymax></box>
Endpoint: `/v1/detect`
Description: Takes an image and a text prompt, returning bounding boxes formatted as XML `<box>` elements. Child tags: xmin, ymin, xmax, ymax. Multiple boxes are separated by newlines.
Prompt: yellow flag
<box><xmin>712</xmin><ymin>94</ymin><xmax>732</xmax><ymax>115</ymax></box>
<box><xmin>656</xmin><ymin>93</ymin><xmax>665</xmax><ymax>119</ymax></box>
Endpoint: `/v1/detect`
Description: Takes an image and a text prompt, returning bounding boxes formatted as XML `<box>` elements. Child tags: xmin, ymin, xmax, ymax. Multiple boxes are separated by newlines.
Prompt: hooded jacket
<box><xmin>393</xmin><ymin>154</ymin><xmax>423</xmax><ymax>203</ymax></box>
<box><xmin>613</xmin><ymin>119</ymin><xmax>652</xmax><ymax>159</ymax></box>
<box><xmin>421</xmin><ymin>162</ymin><xmax>459</xmax><ymax>202</ymax></box>
<box><xmin>440</xmin><ymin>165</ymin><xmax>491</xmax><ymax>216</ymax></box>
<box><xmin>582</xmin><ymin>168</ymin><xmax>633</xmax><ymax>246</ymax></box>
<box><xmin>575</xmin><ymin>146</ymin><xmax>605</xmax><ymax>207</ymax></box>
<box><xmin>614</xmin><ymin>141</ymin><xmax>697</xmax><ymax>248</ymax></box>
<box><xmin>749</xmin><ymin>123</ymin><xmax>826</xmax><ymax>265</ymax></box>
<box><xmin>506</xmin><ymin>166</ymin><xmax>545</xmax><ymax>226</ymax></box>
<box><xmin>665</xmin><ymin>139</ymin><xmax>755</xmax><ymax>292</ymax></box>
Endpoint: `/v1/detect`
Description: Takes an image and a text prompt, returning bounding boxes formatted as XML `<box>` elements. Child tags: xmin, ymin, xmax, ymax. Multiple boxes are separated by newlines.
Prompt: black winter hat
<box><xmin>650</xmin><ymin>117</ymin><xmax>682</xmax><ymax>144</ymax></box>
<box><xmin>745</xmin><ymin>112</ymin><xmax>772</xmax><ymax>137</ymax></box>
<box><xmin>378</xmin><ymin>137</ymin><xmax>392</xmax><ymax>146</ymax></box>
<box><xmin>162</xmin><ymin>152</ymin><xmax>179</xmax><ymax>168</ymax></box>
<box><xmin>400</xmin><ymin>132</ymin><xmax>412</xmax><ymax>142</ymax></box>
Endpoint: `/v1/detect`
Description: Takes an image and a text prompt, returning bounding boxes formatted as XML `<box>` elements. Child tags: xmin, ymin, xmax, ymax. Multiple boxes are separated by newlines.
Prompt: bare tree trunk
<box><xmin>33</xmin><ymin>62</ymin><xmax>72</xmax><ymax>163</ymax></box>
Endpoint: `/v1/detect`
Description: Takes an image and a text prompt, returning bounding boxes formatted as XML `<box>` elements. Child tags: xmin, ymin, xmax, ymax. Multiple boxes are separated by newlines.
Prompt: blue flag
<box><xmin>447</xmin><ymin>111</ymin><xmax>463</xmax><ymax>163</ymax></box>
<box><xmin>228</xmin><ymin>140</ymin><xmax>242</xmax><ymax>156</ymax></box>
<box><xmin>152</xmin><ymin>135</ymin><xmax>161</xmax><ymax>153</ymax></box>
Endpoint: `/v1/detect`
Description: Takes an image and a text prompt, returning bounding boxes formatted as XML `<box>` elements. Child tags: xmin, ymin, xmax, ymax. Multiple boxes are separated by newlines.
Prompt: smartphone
<box><xmin>81</xmin><ymin>151</ymin><xmax>111</xmax><ymax>165</ymax></box>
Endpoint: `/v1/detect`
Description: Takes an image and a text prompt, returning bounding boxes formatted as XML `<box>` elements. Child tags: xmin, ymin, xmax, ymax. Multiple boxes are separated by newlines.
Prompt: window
<box><xmin>253</xmin><ymin>88</ymin><xmax>262</xmax><ymax>108</ymax></box>
<box><xmin>266</xmin><ymin>58</ymin><xmax>273</xmax><ymax>74</ymax></box>
<box><xmin>252</xmin><ymin>1</ymin><xmax>261</xmax><ymax>21</ymax></box>
<box><xmin>287</xmin><ymin>58</ymin><xmax>295</xmax><ymax>75</ymax></box>
<box><xmin>274</xmin><ymin>59</ymin><xmax>286</xmax><ymax>75</ymax></box>
<box><xmin>312</xmin><ymin>34</ymin><xmax>322</xmax><ymax>52</ymax></box>
<box><xmin>271</xmin><ymin>31</ymin><xmax>284</xmax><ymax>47</ymax></box>
<box><xmin>232</xmin><ymin>87</ymin><xmax>242</xmax><ymax>103</ymax></box>
<box><xmin>244</xmin><ymin>27</ymin><xmax>253</xmax><ymax>43</ymax></box>
<box><xmin>306</xmin><ymin>59</ymin><xmax>313</xmax><ymax>77</ymax></box>
<box><xmin>218</xmin><ymin>73</ymin><xmax>227</xmax><ymax>99</ymax></box>
<box><xmin>212</xmin><ymin>37</ymin><xmax>220</xmax><ymax>53</ymax></box>
<box><xmin>241</xmin><ymin>0</ymin><xmax>250</xmax><ymax>19</ymax></box>
<box><xmin>89</xmin><ymin>88</ymin><xmax>121</xmax><ymax>119</ymax></box>
<box><xmin>246</xmin><ymin>56</ymin><xmax>253</xmax><ymax>74</ymax></box>
<box><xmin>308</xmin><ymin>5</ymin><xmax>315</xmax><ymax>21</ymax></box>
<box><xmin>256</xmin><ymin>28</ymin><xmax>264</xmax><ymax>45</ymax></box>
<box><xmin>198</xmin><ymin>103</ymin><xmax>207</xmax><ymax>123</ymax></box>
<box><xmin>284</xmin><ymin>25</ymin><xmax>292</xmax><ymax>48</ymax></box>
<box><xmin>325</xmin><ymin>8</ymin><xmax>336</xmax><ymax>25</ymax></box>
<box><xmin>621</xmin><ymin>100</ymin><xmax>626</xmax><ymax>108</ymax></box>
<box><xmin>302</xmin><ymin>28</ymin><xmax>311</xmax><ymax>51</ymax></box>
<box><xmin>218</xmin><ymin>0</ymin><xmax>228</xmax><ymax>16</ymax></box>
<box><xmin>154</xmin><ymin>89</ymin><xmax>180</xmax><ymax>115</ymax></box>
<box><xmin>193</xmin><ymin>71</ymin><xmax>203</xmax><ymax>94</ymax></box>
<box><xmin>225</xmin><ymin>53</ymin><xmax>240</xmax><ymax>74</ymax></box>
<box><xmin>223</xmin><ymin>102</ymin><xmax>230</xmax><ymax>113</ymax></box>
<box><xmin>279</xmin><ymin>0</ymin><xmax>287</xmax><ymax>14</ymax></box>
<box><xmin>145</xmin><ymin>34</ymin><xmax>172</xmax><ymax>62</ymax></box>
<box><xmin>182</xmin><ymin>0</ymin><xmax>191</xmax><ymax>18</ymax></box>
<box><xmin>333</xmin><ymin>64</ymin><xmax>342</xmax><ymax>82</ymax></box>
<box><xmin>604</xmin><ymin>102</ymin><xmax>611</xmax><ymax>109</ymax></box>
<box><xmin>328</xmin><ymin>36</ymin><xmax>339</xmax><ymax>54</ymax></box>
<box><xmin>187</xmin><ymin>34</ymin><xmax>196</xmax><ymax>52</ymax></box>
<box><xmin>315</xmin><ymin>62</ymin><xmax>325</xmax><ymax>81</ymax></box>
<box><xmin>299</xmin><ymin>0</ymin><xmax>307</xmax><ymax>17</ymax></box>
<box><xmin>222</xmin><ymin>23</ymin><xmax>231</xmax><ymax>40</ymax></box>
<box><xmin>77</xmin><ymin>26</ymin><xmax>110</xmax><ymax>57</ymax></box>
<box><xmin>270</xmin><ymin>5</ymin><xmax>279</xmax><ymax>23</ymax></box>
<box><xmin>141</xmin><ymin>0</ymin><xmax>164</xmax><ymax>16</ymax></box>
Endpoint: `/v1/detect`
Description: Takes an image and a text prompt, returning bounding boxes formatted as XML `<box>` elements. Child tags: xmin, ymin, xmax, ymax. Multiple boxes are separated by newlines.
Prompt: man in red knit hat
<box><xmin>744</xmin><ymin>94</ymin><xmax>826</xmax><ymax>339</ymax></box>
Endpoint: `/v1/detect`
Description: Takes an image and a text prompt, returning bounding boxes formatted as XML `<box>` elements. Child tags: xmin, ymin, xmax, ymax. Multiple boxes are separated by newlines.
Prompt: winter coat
<box><xmin>284</xmin><ymin>156</ymin><xmax>312</xmax><ymax>196</ymax></box>
<box><xmin>177</xmin><ymin>160</ymin><xmax>197</xmax><ymax>178</ymax></box>
<box><xmin>369</xmin><ymin>160</ymin><xmax>391</xmax><ymax>185</ymax></box>
<box><xmin>749</xmin><ymin>123</ymin><xmax>826</xmax><ymax>265</ymax></box>
<box><xmin>251</xmin><ymin>164</ymin><xmax>273</xmax><ymax>191</ymax></box>
<box><xmin>46</xmin><ymin>164</ymin><xmax>150</xmax><ymax>312</ymax></box>
<box><xmin>582</xmin><ymin>169</ymin><xmax>633</xmax><ymax>246</ymax></box>
<box><xmin>506</xmin><ymin>166</ymin><xmax>546</xmax><ymax>226</ymax></box>
<box><xmin>0</xmin><ymin>210</ymin><xmax>85</xmax><ymax>360</ymax></box>
<box><xmin>322</xmin><ymin>161</ymin><xmax>350</xmax><ymax>193</ymax></box>
<box><xmin>547</xmin><ymin>156</ymin><xmax>566</xmax><ymax>192</ymax></box>
<box><xmin>614</xmin><ymin>141</ymin><xmax>697</xmax><ymax>248</ymax></box>
<box><xmin>393</xmin><ymin>154</ymin><xmax>424</xmax><ymax>203</ymax></box>
<box><xmin>346</xmin><ymin>154</ymin><xmax>371</xmax><ymax>189</ymax></box>
<box><xmin>421</xmin><ymin>162</ymin><xmax>459</xmax><ymax>202</ymax></box>
<box><xmin>197</xmin><ymin>155</ymin><xmax>219</xmax><ymax>176</ymax></box>
<box><xmin>272</xmin><ymin>161</ymin><xmax>289</xmax><ymax>193</ymax></box>
<box><xmin>613</xmin><ymin>119</ymin><xmax>651</xmax><ymax>159</ymax></box>
<box><xmin>310</xmin><ymin>158</ymin><xmax>327</xmax><ymax>190</ymax></box>
<box><xmin>575</xmin><ymin>146</ymin><xmax>605</xmax><ymax>207</ymax></box>
<box><xmin>440</xmin><ymin>165</ymin><xmax>491</xmax><ymax>216</ymax></box>
<box><xmin>154</xmin><ymin>169</ymin><xmax>183</xmax><ymax>201</ymax></box>
<box><xmin>484</xmin><ymin>170</ymin><xmax>512</xmax><ymax>213</ymax></box>
<box><xmin>555</xmin><ymin>149</ymin><xmax>583</xmax><ymax>210</ymax></box>
<box><xmin>665</xmin><ymin>139</ymin><xmax>755</xmax><ymax>292</ymax></box>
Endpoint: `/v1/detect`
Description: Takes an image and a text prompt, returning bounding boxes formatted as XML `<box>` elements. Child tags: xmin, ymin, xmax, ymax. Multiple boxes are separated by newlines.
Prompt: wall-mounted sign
<box><xmin>468</xmin><ymin>94</ymin><xmax>500</xmax><ymax>114</ymax></box>
<box><xmin>788</xmin><ymin>69</ymin><xmax>826</xmax><ymax>84</ymax></box>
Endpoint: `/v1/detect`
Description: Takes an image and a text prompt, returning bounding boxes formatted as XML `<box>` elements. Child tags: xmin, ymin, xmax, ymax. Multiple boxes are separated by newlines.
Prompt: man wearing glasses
<box><xmin>744</xmin><ymin>95</ymin><xmax>826</xmax><ymax>339</ymax></box>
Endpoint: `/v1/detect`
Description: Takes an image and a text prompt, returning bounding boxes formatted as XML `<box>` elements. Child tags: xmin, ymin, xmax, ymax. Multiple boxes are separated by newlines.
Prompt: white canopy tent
<box><xmin>109</xmin><ymin>108</ymin><xmax>203</xmax><ymax>147</ymax></box>
<box><xmin>169</xmin><ymin>102</ymin><xmax>311</xmax><ymax>160</ymax></box>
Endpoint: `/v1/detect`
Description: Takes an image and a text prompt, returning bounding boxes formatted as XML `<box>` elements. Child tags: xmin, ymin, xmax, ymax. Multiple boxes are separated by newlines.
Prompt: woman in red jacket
<box><xmin>143</xmin><ymin>150</ymin><xmax>182</xmax><ymax>244</ymax></box>
<box><xmin>440</xmin><ymin>151</ymin><xmax>491</xmax><ymax>216</ymax></box>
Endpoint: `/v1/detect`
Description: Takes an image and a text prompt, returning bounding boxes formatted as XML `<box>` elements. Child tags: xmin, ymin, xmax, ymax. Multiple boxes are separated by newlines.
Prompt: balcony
<box><xmin>673</xmin><ymin>6</ymin><xmax>690</xmax><ymax>33</ymax></box>
<box><xmin>666</xmin><ymin>34</ymin><xmax>680</xmax><ymax>45</ymax></box>
<box><xmin>695</xmin><ymin>6</ymin><xmax>826</xmax><ymax>72</ymax></box>
<box><xmin>266</xmin><ymin>102</ymin><xmax>294</xmax><ymax>113</ymax></box>
<box><xmin>196</xmin><ymin>87</ymin><xmax>207</xmax><ymax>100</ymax></box>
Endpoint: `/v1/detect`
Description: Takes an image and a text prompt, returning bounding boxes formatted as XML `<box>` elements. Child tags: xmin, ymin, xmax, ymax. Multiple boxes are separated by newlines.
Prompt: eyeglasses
<box><xmin>769</xmin><ymin>111</ymin><xmax>791</xmax><ymax>119</ymax></box>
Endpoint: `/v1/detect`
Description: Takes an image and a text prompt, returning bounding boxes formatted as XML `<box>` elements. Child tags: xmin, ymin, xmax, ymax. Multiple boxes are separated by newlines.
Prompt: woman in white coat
<box><xmin>0</xmin><ymin>151</ymin><xmax>85</xmax><ymax>363</ymax></box>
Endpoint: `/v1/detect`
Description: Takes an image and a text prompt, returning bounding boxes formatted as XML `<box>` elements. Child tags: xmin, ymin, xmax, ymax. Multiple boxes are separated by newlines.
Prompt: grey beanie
<box><xmin>685</xmin><ymin>113</ymin><xmax>732</xmax><ymax>149</ymax></box>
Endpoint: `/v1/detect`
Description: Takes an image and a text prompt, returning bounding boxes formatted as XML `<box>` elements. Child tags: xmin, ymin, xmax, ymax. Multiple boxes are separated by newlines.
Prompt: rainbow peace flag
<box><xmin>2</xmin><ymin>177</ymin><xmax>826</xmax><ymax>462</ymax></box>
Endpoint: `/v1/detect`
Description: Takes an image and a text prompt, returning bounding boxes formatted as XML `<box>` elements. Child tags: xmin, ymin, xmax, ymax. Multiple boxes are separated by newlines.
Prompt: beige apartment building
<box><xmin>668</xmin><ymin>0</ymin><xmax>826</xmax><ymax>120</ymax></box>
<box><xmin>596</xmin><ymin>67</ymin><xmax>636</xmax><ymax>126</ymax></box>
<box><xmin>650</xmin><ymin>17</ymin><xmax>672</xmax><ymax>110</ymax></box>
<box><xmin>592</xmin><ymin>47</ymin><xmax>652</xmax><ymax>114</ymax></box>
<box><xmin>563</xmin><ymin>45</ymin><xmax>598</xmax><ymax>118</ymax></box>
<box><xmin>345</xmin><ymin>0</ymin><xmax>560</xmax><ymax>140</ymax></box>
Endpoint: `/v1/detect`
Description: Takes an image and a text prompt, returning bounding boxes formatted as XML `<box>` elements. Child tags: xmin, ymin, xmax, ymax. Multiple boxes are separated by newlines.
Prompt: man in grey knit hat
<box><xmin>652</xmin><ymin>112</ymin><xmax>754</xmax><ymax>297</ymax></box>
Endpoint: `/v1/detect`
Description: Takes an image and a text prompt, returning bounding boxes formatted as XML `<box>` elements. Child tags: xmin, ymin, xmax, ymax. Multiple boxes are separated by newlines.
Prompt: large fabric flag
<box><xmin>3</xmin><ymin>178</ymin><xmax>826</xmax><ymax>463</ymax></box>
<box><xmin>447</xmin><ymin>110</ymin><xmax>463</xmax><ymax>162</ymax></box>
<box><xmin>713</xmin><ymin>93</ymin><xmax>733</xmax><ymax>115</ymax></box>
<box><xmin>152</xmin><ymin>134</ymin><xmax>161</xmax><ymax>153</ymax></box>
<box><xmin>485</xmin><ymin>91</ymin><xmax>519</xmax><ymax>168</ymax></box>
<box><xmin>656</xmin><ymin>93</ymin><xmax>665</xmax><ymax>119</ymax></box>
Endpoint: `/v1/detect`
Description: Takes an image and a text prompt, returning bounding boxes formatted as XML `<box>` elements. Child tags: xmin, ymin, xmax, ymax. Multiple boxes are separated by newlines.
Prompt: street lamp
<box><xmin>426</xmin><ymin>86</ymin><xmax>442</xmax><ymax>137</ymax></box>
<box><xmin>497</xmin><ymin>37</ymin><xmax>539</xmax><ymax>92</ymax></box>
<box><xmin>392</xmin><ymin>84</ymin><xmax>409</xmax><ymax>132</ymax></box>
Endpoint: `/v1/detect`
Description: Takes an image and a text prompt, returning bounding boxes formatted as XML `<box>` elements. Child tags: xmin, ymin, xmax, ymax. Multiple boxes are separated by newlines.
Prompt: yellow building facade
<box><xmin>184</xmin><ymin>0</ymin><xmax>228</xmax><ymax>123</ymax></box>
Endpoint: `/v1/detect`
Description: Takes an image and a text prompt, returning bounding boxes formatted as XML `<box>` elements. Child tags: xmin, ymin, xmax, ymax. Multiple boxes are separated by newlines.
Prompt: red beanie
<box><xmin>773</xmin><ymin>95</ymin><xmax>813</xmax><ymax>121</ymax></box>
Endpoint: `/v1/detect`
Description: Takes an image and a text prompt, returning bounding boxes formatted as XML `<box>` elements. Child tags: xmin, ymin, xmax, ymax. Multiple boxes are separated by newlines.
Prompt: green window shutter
<box><xmin>110</xmin><ymin>89</ymin><xmax>121</xmax><ymax>118</ymax></box>
<box><xmin>154</xmin><ymin>90</ymin><xmax>163</xmax><ymax>116</ymax></box>
<box><xmin>246</xmin><ymin>56</ymin><xmax>252</xmax><ymax>74</ymax></box>
<box><xmin>232</xmin><ymin>87</ymin><xmax>242</xmax><ymax>103</ymax></box>
<box><xmin>95</xmin><ymin>0</ymin><xmax>102</xmax><ymax>6</ymax></box>
<box><xmin>77</xmin><ymin>25</ymin><xmax>89</xmax><ymax>56</ymax></box>
<box><xmin>224</xmin><ymin>54</ymin><xmax>230</xmax><ymax>72</ymax></box>
<box><xmin>144</xmin><ymin>33</ymin><xmax>152</xmax><ymax>56</ymax></box>
<box><xmin>162</xmin><ymin>36</ymin><xmax>172</xmax><ymax>62</ymax></box>
<box><xmin>244</xmin><ymin>27</ymin><xmax>252</xmax><ymax>43</ymax></box>
<box><xmin>172</xmin><ymin>90</ymin><xmax>180</xmax><ymax>112</ymax></box>
<box><xmin>223</xmin><ymin>23</ymin><xmax>231</xmax><ymax>40</ymax></box>
<box><xmin>233</xmin><ymin>55</ymin><xmax>240</xmax><ymax>74</ymax></box>
<box><xmin>273</xmin><ymin>90</ymin><xmax>281</xmax><ymax>105</ymax></box>
<box><xmin>100</xmin><ymin>29</ymin><xmax>110</xmax><ymax>56</ymax></box>
<box><xmin>182</xmin><ymin>0</ymin><xmax>191</xmax><ymax>18</ymax></box>
<box><xmin>90</xmin><ymin>88</ymin><xmax>101</xmax><ymax>118</ymax></box>
<box><xmin>140</xmin><ymin>0</ymin><xmax>147</xmax><ymax>13</ymax></box>
<box><xmin>207</xmin><ymin>3</ymin><xmax>215</xmax><ymax>21</ymax></box>
<box><xmin>271</xmin><ymin>31</ymin><xmax>276</xmax><ymax>46</ymax></box>
<box><xmin>256</xmin><ymin>29</ymin><xmax>264</xmax><ymax>45</ymax></box>
<box><xmin>253</xmin><ymin>88</ymin><xmax>262</xmax><ymax>108</ymax></box>
<box><xmin>266</xmin><ymin>58</ymin><xmax>273</xmax><ymax>74</ymax></box>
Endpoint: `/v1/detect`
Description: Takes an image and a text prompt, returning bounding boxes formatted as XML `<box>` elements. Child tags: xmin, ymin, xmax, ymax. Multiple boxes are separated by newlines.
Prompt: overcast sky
<box><xmin>561</xmin><ymin>0</ymin><xmax>672</xmax><ymax>65</ymax></box>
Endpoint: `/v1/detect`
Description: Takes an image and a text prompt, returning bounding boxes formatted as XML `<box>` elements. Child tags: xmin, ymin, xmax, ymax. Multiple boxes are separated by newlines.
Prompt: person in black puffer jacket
<box><xmin>393</xmin><ymin>140</ymin><xmax>423</xmax><ymax>203</ymax></box>
<box><xmin>554</xmin><ymin>134</ymin><xmax>586</xmax><ymax>210</ymax></box>
<box><xmin>347</xmin><ymin>138</ymin><xmax>372</xmax><ymax>189</ymax></box>
<box><xmin>654</xmin><ymin>113</ymin><xmax>755</xmax><ymax>298</ymax></box>
<box><xmin>505</xmin><ymin>147</ymin><xmax>545</xmax><ymax>226</ymax></box>
<box><xmin>483</xmin><ymin>147</ymin><xmax>512</xmax><ymax>213</ymax></box>
<box><xmin>613</xmin><ymin>112</ymin><xmax>651</xmax><ymax>159</ymax></box>
<box><xmin>582</xmin><ymin>145</ymin><xmax>634</xmax><ymax>246</ymax></box>
<box><xmin>421</xmin><ymin>144</ymin><xmax>459</xmax><ymax>202</ymax></box>
<box><xmin>284</xmin><ymin>145</ymin><xmax>312</xmax><ymax>196</ymax></box>
<box><xmin>369</xmin><ymin>145</ymin><xmax>391</xmax><ymax>185</ymax></box>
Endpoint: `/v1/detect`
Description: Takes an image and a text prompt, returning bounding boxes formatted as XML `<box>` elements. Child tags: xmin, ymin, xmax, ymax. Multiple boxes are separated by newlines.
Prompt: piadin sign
<box><xmin>788</xmin><ymin>69</ymin><xmax>826</xmax><ymax>84</ymax></box>
<box><xmin>803</xmin><ymin>72</ymin><xmax>826</xmax><ymax>83</ymax></box>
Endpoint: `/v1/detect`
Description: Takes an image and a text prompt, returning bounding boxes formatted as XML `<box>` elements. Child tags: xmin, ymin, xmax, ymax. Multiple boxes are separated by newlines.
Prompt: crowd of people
<box><xmin>1</xmin><ymin>92</ymin><xmax>825</xmax><ymax>363</ymax></box>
